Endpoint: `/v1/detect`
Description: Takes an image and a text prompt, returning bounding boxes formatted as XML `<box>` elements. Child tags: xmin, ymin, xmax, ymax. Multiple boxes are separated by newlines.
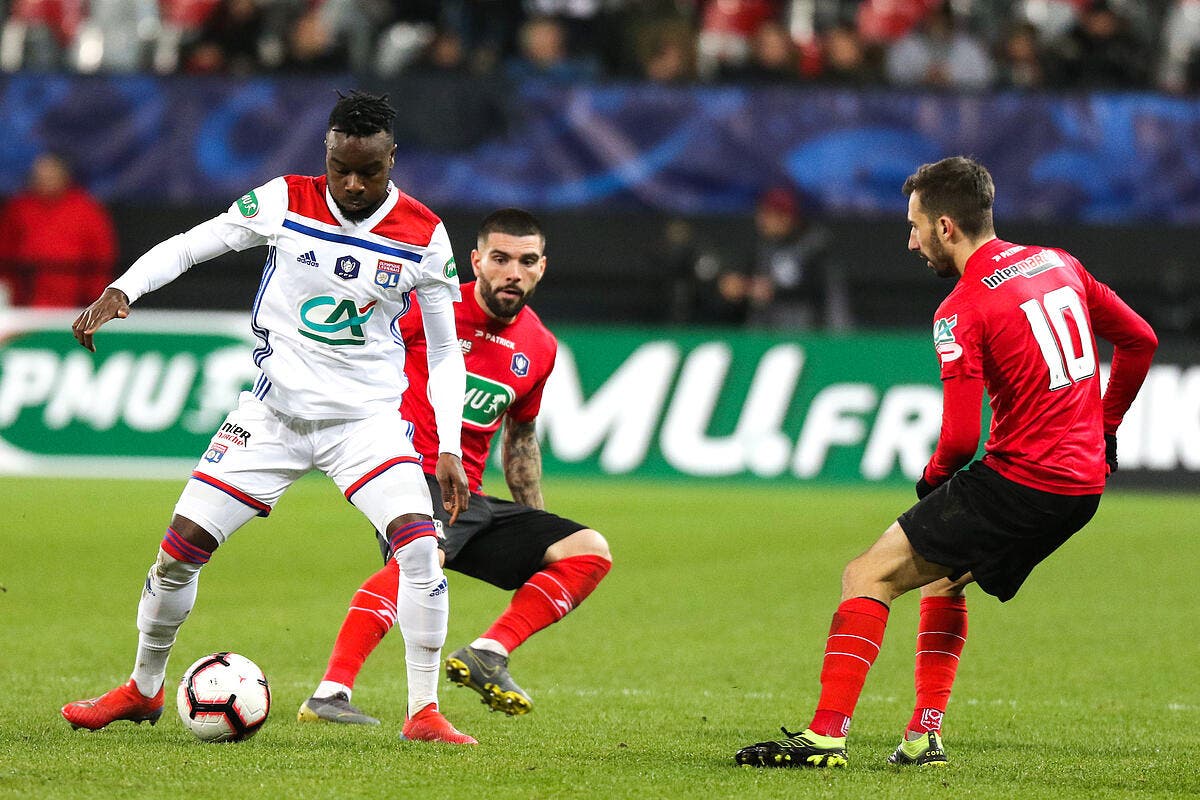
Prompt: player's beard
<box><xmin>923</xmin><ymin>236</ymin><xmax>957</xmax><ymax>279</ymax></box>
<box><xmin>479</xmin><ymin>278</ymin><xmax>535</xmax><ymax>319</ymax></box>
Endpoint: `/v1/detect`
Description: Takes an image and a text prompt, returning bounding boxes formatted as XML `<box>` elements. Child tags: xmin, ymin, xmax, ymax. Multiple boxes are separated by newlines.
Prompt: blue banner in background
<box><xmin>3</xmin><ymin>75</ymin><xmax>1200</xmax><ymax>222</ymax></box>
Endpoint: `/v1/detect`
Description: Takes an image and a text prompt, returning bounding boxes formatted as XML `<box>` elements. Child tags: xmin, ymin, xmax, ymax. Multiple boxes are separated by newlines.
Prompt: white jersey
<box><xmin>112</xmin><ymin>175</ymin><xmax>462</xmax><ymax>423</ymax></box>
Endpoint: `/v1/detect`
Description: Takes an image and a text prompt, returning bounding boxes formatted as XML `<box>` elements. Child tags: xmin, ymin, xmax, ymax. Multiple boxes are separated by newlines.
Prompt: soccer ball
<box><xmin>176</xmin><ymin>652</ymin><xmax>271</xmax><ymax>742</ymax></box>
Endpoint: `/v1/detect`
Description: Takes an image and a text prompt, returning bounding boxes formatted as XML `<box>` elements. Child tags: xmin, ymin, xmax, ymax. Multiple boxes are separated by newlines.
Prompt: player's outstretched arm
<box><xmin>502</xmin><ymin>418</ymin><xmax>544</xmax><ymax>510</ymax></box>
<box><xmin>435</xmin><ymin>452</ymin><xmax>469</xmax><ymax>525</ymax></box>
<box><xmin>71</xmin><ymin>287</ymin><xmax>130</xmax><ymax>352</ymax></box>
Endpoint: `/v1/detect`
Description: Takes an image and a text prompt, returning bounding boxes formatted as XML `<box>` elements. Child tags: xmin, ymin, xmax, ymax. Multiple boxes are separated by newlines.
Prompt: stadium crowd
<box><xmin>2</xmin><ymin>0</ymin><xmax>1199</xmax><ymax>93</ymax></box>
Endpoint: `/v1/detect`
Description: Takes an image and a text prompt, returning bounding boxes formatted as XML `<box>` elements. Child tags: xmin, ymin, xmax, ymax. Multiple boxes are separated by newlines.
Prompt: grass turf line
<box><xmin>1</xmin><ymin>476</ymin><xmax>1197</xmax><ymax>799</ymax></box>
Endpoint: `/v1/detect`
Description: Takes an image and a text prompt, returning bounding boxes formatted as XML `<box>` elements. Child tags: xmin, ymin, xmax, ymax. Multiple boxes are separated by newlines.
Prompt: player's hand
<box><xmin>916</xmin><ymin>476</ymin><xmax>937</xmax><ymax>499</ymax></box>
<box><xmin>71</xmin><ymin>288</ymin><xmax>130</xmax><ymax>352</ymax></box>
<box><xmin>1104</xmin><ymin>433</ymin><xmax>1118</xmax><ymax>475</ymax></box>
<box><xmin>435</xmin><ymin>452</ymin><xmax>469</xmax><ymax>525</ymax></box>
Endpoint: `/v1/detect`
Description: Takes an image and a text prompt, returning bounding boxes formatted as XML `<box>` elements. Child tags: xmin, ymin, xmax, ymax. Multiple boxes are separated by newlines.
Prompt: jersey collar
<box><xmin>324</xmin><ymin>181</ymin><xmax>400</xmax><ymax>230</ymax></box>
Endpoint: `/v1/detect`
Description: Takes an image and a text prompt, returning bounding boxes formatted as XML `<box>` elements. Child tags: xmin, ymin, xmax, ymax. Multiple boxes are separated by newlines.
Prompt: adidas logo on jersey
<box><xmin>297</xmin><ymin>250</ymin><xmax>320</xmax><ymax>269</ymax></box>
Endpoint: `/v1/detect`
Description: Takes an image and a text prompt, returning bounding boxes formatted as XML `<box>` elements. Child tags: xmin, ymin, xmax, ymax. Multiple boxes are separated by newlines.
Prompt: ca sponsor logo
<box><xmin>462</xmin><ymin>373</ymin><xmax>515</xmax><ymax>428</ymax></box>
<box><xmin>297</xmin><ymin>296</ymin><xmax>377</xmax><ymax>346</ymax></box>
<box><xmin>933</xmin><ymin>315</ymin><xmax>958</xmax><ymax>344</ymax></box>
<box><xmin>236</xmin><ymin>191</ymin><xmax>259</xmax><ymax>218</ymax></box>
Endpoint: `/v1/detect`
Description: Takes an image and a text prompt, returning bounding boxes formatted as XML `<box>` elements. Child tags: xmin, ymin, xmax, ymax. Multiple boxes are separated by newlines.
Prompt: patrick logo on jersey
<box><xmin>297</xmin><ymin>296</ymin><xmax>377</xmax><ymax>346</ymax></box>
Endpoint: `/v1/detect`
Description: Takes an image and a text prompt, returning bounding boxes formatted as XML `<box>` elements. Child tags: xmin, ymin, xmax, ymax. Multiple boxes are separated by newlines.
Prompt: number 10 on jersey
<box><xmin>1020</xmin><ymin>286</ymin><xmax>1096</xmax><ymax>391</ymax></box>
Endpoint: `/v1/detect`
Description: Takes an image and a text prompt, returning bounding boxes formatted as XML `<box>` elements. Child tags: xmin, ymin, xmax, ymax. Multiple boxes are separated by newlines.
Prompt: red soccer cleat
<box><xmin>400</xmin><ymin>703</ymin><xmax>478</xmax><ymax>744</ymax></box>
<box><xmin>61</xmin><ymin>679</ymin><xmax>164</xmax><ymax>731</ymax></box>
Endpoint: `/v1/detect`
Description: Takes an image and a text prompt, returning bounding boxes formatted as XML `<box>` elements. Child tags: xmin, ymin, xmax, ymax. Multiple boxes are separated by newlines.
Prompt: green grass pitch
<box><xmin>2</xmin><ymin>475</ymin><xmax>1198</xmax><ymax>799</ymax></box>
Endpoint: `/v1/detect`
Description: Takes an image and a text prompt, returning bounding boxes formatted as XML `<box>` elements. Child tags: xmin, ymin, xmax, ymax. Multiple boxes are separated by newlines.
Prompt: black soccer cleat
<box><xmin>445</xmin><ymin>645</ymin><xmax>532</xmax><ymax>715</ymax></box>
<box><xmin>735</xmin><ymin>727</ymin><xmax>849</xmax><ymax>768</ymax></box>
<box><xmin>887</xmin><ymin>731</ymin><xmax>948</xmax><ymax>767</ymax></box>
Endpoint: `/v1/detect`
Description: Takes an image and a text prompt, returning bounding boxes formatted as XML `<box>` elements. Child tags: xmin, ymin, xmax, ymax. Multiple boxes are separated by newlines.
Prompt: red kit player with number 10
<box><xmin>735</xmin><ymin>156</ymin><xmax>1157</xmax><ymax>770</ymax></box>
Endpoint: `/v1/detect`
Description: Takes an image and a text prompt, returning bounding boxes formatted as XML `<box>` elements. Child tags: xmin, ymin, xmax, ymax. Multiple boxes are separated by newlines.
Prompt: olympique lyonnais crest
<box><xmin>511</xmin><ymin>352</ymin><xmax>530</xmax><ymax>377</ymax></box>
<box><xmin>204</xmin><ymin>442</ymin><xmax>228</xmax><ymax>463</ymax></box>
<box><xmin>375</xmin><ymin>259</ymin><xmax>404</xmax><ymax>288</ymax></box>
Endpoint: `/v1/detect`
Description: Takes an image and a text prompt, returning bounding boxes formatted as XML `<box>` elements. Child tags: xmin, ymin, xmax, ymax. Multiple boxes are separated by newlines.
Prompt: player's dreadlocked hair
<box><xmin>328</xmin><ymin>91</ymin><xmax>396</xmax><ymax>139</ymax></box>
<box><xmin>902</xmin><ymin>156</ymin><xmax>995</xmax><ymax>238</ymax></box>
<box><xmin>477</xmin><ymin>208</ymin><xmax>545</xmax><ymax>248</ymax></box>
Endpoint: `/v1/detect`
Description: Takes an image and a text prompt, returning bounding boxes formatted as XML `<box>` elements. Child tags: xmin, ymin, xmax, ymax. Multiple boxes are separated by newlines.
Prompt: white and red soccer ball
<box><xmin>176</xmin><ymin>652</ymin><xmax>270</xmax><ymax>742</ymax></box>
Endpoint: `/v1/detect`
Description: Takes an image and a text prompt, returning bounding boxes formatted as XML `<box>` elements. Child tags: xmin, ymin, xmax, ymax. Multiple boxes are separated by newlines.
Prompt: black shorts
<box><xmin>376</xmin><ymin>474</ymin><xmax>588</xmax><ymax>590</ymax></box>
<box><xmin>897</xmin><ymin>461</ymin><xmax>1101</xmax><ymax>602</ymax></box>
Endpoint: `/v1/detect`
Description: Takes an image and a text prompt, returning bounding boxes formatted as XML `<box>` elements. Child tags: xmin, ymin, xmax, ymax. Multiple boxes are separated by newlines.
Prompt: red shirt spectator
<box><xmin>0</xmin><ymin>153</ymin><xmax>118</xmax><ymax>308</ymax></box>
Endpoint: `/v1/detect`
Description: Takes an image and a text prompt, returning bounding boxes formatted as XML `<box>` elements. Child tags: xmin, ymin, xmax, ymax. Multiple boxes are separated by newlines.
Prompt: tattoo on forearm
<box><xmin>503</xmin><ymin>420</ymin><xmax>544</xmax><ymax>509</ymax></box>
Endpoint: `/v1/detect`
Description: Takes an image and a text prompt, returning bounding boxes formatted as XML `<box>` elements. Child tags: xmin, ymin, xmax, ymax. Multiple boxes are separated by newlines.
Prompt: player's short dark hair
<box><xmin>902</xmin><ymin>156</ymin><xmax>995</xmax><ymax>238</ymax></box>
<box><xmin>477</xmin><ymin>208</ymin><xmax>545</xmax><ymax>248</ymax></box>
<box><xmin>328</xmin><ymin>91</ymin><xmax>395</xmax><ymax>139</ymax></box>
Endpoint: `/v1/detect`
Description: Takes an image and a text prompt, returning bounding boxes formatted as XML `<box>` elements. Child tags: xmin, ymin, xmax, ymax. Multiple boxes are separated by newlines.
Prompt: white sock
<box><xmin>470</xmin><ymin>638</ymin><xmax>509</xmax><ymax>658</ymax></box>
<box><xmin>394</xmin><ymin>535</ymin><xmax>447</xmax><ymax>717</ymax></box>
<box><xmin>313</xmin><ymin>681</ymin><xmax>351</xmax><ymax>700</ymax></box>
<box><xmin>132</xmin><ymin>549</ymin><xmax>202</xmax><ymax>697</ymax></box>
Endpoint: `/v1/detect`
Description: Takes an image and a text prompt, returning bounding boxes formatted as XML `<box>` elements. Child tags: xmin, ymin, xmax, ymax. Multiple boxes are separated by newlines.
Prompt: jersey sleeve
<box><xmin>507</xmin><ymin>346</ymin><xmax>557</xmax><ymax>424</ymax></box>
<box><xmin>1078</xmin><ymin>264</ymin><xmax>1158</xmax><ymax>434</ymax></box>
<box><xmin>924</xmin><ymin>296</ymin><xmax>984</xmax><ymax>484</ymax></box>
<box><xmin>413</xmin><ymin>222</ymin><xmax>463</xmax><ymax>301</ymax></box>
<box><xmin>208</xmin><ymin>177</ymin><xmax>289</xmax><ymax>252</ymax></box>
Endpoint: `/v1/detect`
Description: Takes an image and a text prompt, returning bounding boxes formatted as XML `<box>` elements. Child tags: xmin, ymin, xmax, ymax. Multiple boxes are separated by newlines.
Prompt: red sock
<box><xmin>322</xmin><ymin>560</ymin><xmax>400</xmax><ymax>688</ymax></box>
<box><xmin>907</xmin><ymin>595</ymin><xmax>967</xmax><ymax>734</ymax></box>
<box><xmin>483</xmin><ymin>554</ymin><xmax>612</xmax><ymax>653</ymax></box>
<box><xmin>808</xmin><ymin>596</ymin><xmax>890</xmax><ymax>737</ymax></box>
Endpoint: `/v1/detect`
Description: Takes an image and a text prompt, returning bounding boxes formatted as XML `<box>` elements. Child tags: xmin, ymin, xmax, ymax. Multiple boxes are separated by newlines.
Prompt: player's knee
<box><xmin>545</xmin><ymin>529</ymin><xmax>611</xmax><ymax>564</ymax></box>
<box><xmin>394</xmin><ymin>533</ymin><xmax>440</xmax><ymax>583</ymax></box>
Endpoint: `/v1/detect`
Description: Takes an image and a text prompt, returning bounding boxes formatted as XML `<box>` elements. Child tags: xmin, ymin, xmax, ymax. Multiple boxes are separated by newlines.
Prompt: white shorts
<box><xmin>174</xmin><ymin>392</ymin><xmax>433</xmax><ymax>542</ymax></box>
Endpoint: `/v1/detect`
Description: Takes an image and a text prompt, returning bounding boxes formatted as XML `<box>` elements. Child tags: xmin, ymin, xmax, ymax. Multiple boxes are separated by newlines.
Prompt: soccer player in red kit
<box><xmin>736</xmin><ymin>156</ymin><xmax>1157</xmax><ymax>769</ymax></box>
<box><xmin>298</xmin><ymin>208</ymin><xmax>612</xmax><ymax>725</ymax></box>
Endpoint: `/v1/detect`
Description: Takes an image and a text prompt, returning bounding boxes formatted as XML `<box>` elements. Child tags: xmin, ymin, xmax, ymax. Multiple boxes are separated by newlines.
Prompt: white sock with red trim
<box><xmin>393</xmin><ymin>532</ymin><xmax>447</xmax><ymax>717</ymax></box>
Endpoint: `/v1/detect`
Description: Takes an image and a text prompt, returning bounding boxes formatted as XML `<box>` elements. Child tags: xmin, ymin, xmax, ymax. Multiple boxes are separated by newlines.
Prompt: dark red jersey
<box><xmin>925</xmin><ymin>238</ymin><xmax>1156</xmax><ymax>494</ymax></box>
<box><xmin>399</xmin><ymin>281</ymin><xmax>558</xmax><ymax>492</ymax></box>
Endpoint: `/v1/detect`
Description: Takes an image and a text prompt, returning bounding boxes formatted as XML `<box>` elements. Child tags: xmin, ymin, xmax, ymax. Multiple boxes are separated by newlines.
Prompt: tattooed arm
<box><xmin>502</xmin><ymin>418</ymin><xmax>544</xmax><ymax>509</ymax></box>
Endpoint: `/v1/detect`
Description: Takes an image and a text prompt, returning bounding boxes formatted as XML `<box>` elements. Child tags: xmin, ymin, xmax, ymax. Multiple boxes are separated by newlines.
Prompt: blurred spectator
<box><xmin>0</xmin><ymin>0</ymin><xmax>85</xmax><ymax>71</ymax></box>
<box><xmin>408</xmin><ymin>26</ymin><xmax>470</xmax><ymax>76</ymax></box>
<box><xmin>857</xmin><ymin>0</ymin><xmax>940</xmax><ymax>45</ymax></box>
<box><xmin>721</xmin><ymin>187</ymin><xmax>849</xmax><ymax>331</ymax></box>
<box><xmin>653</xmin><ymin>217</ymin><xmax>742</xmax><ymax>325</ymax></box>
<box><xmin>818</xmin><ymin>21</ymin><xmax>885</xmax><ymax>85</ymax></box>
<box><xmin>885</xmin><ymin>1</ymin><xmax>995</xmax><ymax>89</ymax></box>
<box><xmin>695</xmin><ymin>0</ymin><xmax>777</xmax><ymax>79</ymax></box>
<box><xmin>717</xmin><ymin>19</ymin><xmax>799</xmax><ymax>83</ymax></box>
<box><xmin>1048</xmin><ymin>0</ymin><xmax>1151</xmax><ymax>88</ymax></box>
<box><xmin>183</xmin><ymin>0</ymin><xmax>264</xmax><ymax>75</ymax></box>
<box><xmin>1158</xmin><ymin>0</ymin><xmax>1200</xmax><ymax>94</ymax></box>
<box><xmin>440</xmin><ymin>0</ymin><xmax>523</xmax><ymax>76</ymax></box>
<box><xmin>505</xmin><ymin>15</ymin><xmax>599</xmax><ymax>82</ymax></box>
<box><xmin>1017</xmin><ymin>0</ymin><xmax>1088</xmax><ymax>41</ymax></box>
<box><xmin>282</xmin><ymin>4</ymin><xmax>346</xmax><ymax>72</ymax></box>
<box><xmin>996</xmin><ymin>20</ymin><xmax>1049</xmax><ymax>88</ymax></box>
<box><xmin>0</xmin><ymin>153</ymin><xmax>117</xmax><ymax>308</ymax></box>
<box><xmin>71</xmin><ymin>0</ymin><xmax>159</xmax><ymax>73</ymax></box>
<box><xmin>637</xmin><ymin>19</ymin><xmax>696</xmax><ymax>83</ymax></box>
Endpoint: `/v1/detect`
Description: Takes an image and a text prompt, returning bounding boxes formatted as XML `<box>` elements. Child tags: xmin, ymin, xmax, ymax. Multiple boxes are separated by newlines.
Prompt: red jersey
<box><xmin>925</xmin><ymin>238</ymin><xmax>1156</xmax><ymax>494</ymax></box>
<box><xmin>399</xmin><ymin>281</ymin><xmax>558</xmax><ymax>492</ymax></box>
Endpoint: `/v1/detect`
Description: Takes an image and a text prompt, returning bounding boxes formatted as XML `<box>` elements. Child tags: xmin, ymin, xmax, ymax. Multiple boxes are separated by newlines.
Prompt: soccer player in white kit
<box><xmin>61</xmin><ymin>91</ymin><xmax>477</xmax><ymax>744</ymax></box>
